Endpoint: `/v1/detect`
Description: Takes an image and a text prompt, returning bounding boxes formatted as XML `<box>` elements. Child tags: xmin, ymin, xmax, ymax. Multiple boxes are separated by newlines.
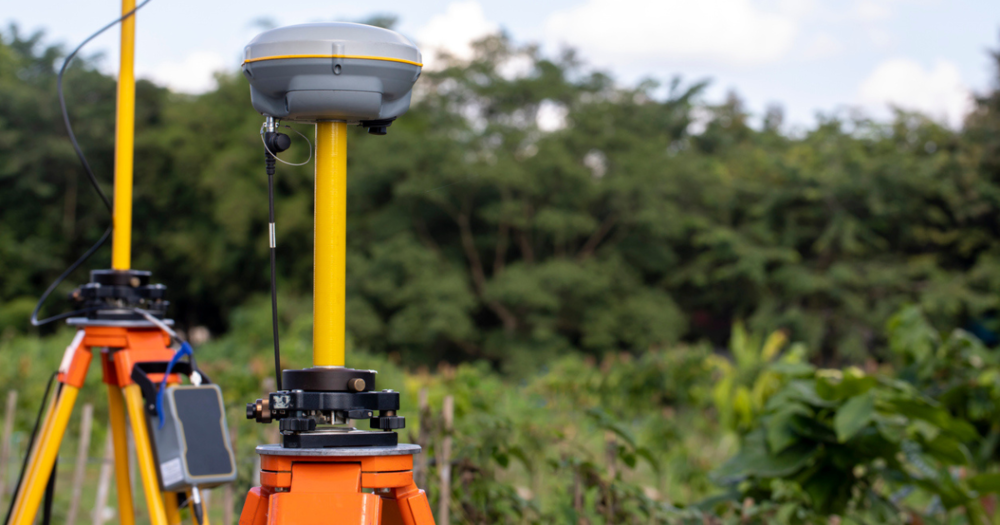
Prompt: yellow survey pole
<box><xmin>313</xmin><ymin>121</ymin><xmax>348</xmax><ymax>367</ymax></box>
<box><xmin>123</xmin><ymin>384</ymin><xmax>168</xmax><ymax>525</ymax></box>
<box><xmin>107</xmin><ymin>385</ymin><xmax>136</xmax><ymax>525</ymax></box>
<box><xmin>111</xmin><ymin>0</ymin><xmax>137</xmax><ymax>270</ymax></box>
<box><xmin>10</xmin><ymin>386</ymin><xmax>80</xmax><ymax>525</ymax></box>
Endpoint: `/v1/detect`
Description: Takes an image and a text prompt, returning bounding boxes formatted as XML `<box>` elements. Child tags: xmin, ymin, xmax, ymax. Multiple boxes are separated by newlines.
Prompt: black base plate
<box><xmin>282</xmin><ymin>430</ymin><xmax>398</xmax><ymax>449</ymax></box>
<box><xmin>282</xmin><ymin>368</ymin><xmax>376</xmax><ymax>392</ymax></box>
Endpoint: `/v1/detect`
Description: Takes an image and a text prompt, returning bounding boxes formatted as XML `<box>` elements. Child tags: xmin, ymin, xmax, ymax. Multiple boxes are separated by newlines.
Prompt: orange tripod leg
<box><xmin>384</xmin><ymin>483</ymin><xmax>434</xmax><ymax>525</ymax></box>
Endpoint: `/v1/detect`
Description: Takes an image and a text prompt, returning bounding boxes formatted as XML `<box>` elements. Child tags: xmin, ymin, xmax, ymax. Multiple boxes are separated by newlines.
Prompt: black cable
<box><xmin>4</xmin><ymin>373</ymin><xmax>59</xmax><ymax>525</ymax></box>
<box><xmin>32</xmin><ymin>0</ymin><xmax>154</xmax><ymax>326</ymax></box>
<box><xmin>263</xmin><ymin>130</ymin><xmax>291</xmax><ymax>391</ymax></box>
<box><xmin>41</xmin><ymin>461</ymin><xmax>56</xmax><ymax>525</ymax></box>
<box><xmin>57</xmin><ymin>0</ymin><xmax>154</xmax><ymax>212</ymax></box>
<box><xmin>31</xmin><ymin>227</ymin><xmax>111</xmax><ymax>326</ymax></box>
<box><xmin>267</xmin><ymin>159</ymin><xmax>282</xmax><ymax>391</ymax></box>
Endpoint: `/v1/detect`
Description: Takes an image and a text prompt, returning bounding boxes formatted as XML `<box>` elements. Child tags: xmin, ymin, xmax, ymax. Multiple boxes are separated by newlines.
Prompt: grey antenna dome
<box><xmin>242</xmin><ymin>22</ymin><xmax>422</xmax><ymax>125</ymax></box>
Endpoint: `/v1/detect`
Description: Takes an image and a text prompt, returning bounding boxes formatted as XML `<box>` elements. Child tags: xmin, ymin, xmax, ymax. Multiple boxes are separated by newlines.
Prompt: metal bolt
<box><xmin>130</xmin><ymin>277</ymin><xmax>141</xmax><ymax>287</ymax></box>
<box><xmin>348</xmin><ymin>378</ymin><xmax>366</xmax><ymax>392</ymax></box>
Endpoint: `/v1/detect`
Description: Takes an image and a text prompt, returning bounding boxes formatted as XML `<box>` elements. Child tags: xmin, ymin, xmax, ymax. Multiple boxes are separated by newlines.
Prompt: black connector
<box><xmin>359</xmin><ymin>118</ymin><xmax>396</xmax><ymax>136</ymax></box>
<box><xmin>263</xmin><ymin>131</ymin><xmax>291</xmax><ymax>175</ymax></box>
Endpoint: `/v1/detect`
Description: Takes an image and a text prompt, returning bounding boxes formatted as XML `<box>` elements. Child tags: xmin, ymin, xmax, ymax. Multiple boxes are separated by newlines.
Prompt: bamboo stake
<box><xmin>415</xmin><ymin>388</ymin><xmax>429</xmax><ymax>488</ymax></box>
<box><xmin>0</xmin><ymin>390</ymin><xmax>18</xmax><ymax>501</ymax></box>
<box><xmin>438</xmin><ymin>396</ymin><xmax>453</xmax><ymax>525</ymax></box>
<box><xmin>93</xmin><ymin>432</ymin><xmax>114</xmax><ymax>525</ymax></box>
<box><xmin>67</xmin><ymin>404</ymin><xmax>94</xmax><ymax>525</ymax></box>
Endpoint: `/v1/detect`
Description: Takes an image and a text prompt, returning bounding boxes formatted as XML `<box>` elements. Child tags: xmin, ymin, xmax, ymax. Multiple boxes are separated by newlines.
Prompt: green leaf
<box><xmin>713</xmin><ymin>429</ymin><xmax>819</xmax><ymax>481</ymax></box>
<box><xmin>634</xmin><ymin>447</ymin><xmax>661</xmax><ymax>475</ymax></box>
<box><xmin>920</xmin><ymin>434</ymin><xmax>969</xmax><ymax>466</ymax></box>
<box><xmin>766</xmin><ymin>380</ymin><xmax>836</xmax><ymax>410</ymax></box>
<box><xmin>969</xmin><ymin>473</ymin><xmax>1000</xmax><ymax>494</ymax></box>
<box><xmin>768</xmin><ymin>361</ymin><xmax>816</xmax><ymax>377</ymax></box>
<box><xmin>885</xmin><ymin>397</ymin><xmax>978</xmax><ymax>441</ymax></box>
<box><xmin>816</xmin><ymin>368</ymin><xmax>877</xmax><ymax>401</ymax></box>
<box><xmin>835</xmin><ymin>392</ymin><xmax>875</xmax><ymax>442</ymax></box>
<box><xmin>872</xmin><ymin>413</ymin><xmax>907</xmax><ymax>443</ymax></box>
<box><xmin>766</xmin><ymin>403</ymin><xmax>810</xmax><ymax>454</ymax></box>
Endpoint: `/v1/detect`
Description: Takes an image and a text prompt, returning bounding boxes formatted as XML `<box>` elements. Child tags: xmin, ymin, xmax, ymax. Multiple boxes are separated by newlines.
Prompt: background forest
<box><xmin>4</xmin><ymin>18</ymin><xmax>1000</xmax><ymax>524</ymax></box>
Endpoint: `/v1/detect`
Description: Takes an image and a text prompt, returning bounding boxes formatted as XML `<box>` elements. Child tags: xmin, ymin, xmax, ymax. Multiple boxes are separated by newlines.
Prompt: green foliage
<box><xmin>709</xmin><ymin>323</ymin><xmax>809</xmax><ymax>432</ymax></box>
<box><xmin>707</xmin><ymin>315</ymin><xmax>1000</xmax><ymax>525</ymax></box>
<box><xmin>5</xmin><ymin>29</ymin><xmax>1000</xmax><ymax>367</ymax></box>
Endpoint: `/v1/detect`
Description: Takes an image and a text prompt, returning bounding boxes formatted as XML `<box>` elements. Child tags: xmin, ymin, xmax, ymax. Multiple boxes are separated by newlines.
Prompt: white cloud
<box><xmin>140</xmin><ymin>51</ymin><xmax>228</xmax><ymax>94</ymax></box>
<box><xmin>852</xmin><ymin>0</ymin><xmax>893</xmax><ymax>21</ymax></box>
<box><xmin>543</xmin><ymin>0</ymin><xmax>801</xmax><ymax>70</ymax></box>
<box><xmin>800</xmin><ymin>32</ymin><xmax>844</xmax><ymax>59</ymax></box>
<box><xmin>416</xmin><ymin>1</ymin><xmax>499</xmax><ymax>69</ymax></box>
<box><xmin>857</xmin><ymin>58</ymin><xmax>972</xmax><ymax>127</ymax></box>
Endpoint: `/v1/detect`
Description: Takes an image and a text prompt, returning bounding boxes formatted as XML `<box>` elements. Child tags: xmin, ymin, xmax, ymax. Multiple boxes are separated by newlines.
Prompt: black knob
<box><xmin>264</xmin><ymin>132</ymin><xmax>291</xmax><ymax>153</ymax></box>
<box><xmin>370</xmin><ymin>416</ymin><xmax>405</xmax><ymax>430</ymax></box>
<box><xmin>279</xmin><ymin>418</ymin><xmax>316</xmax><ymax>432</ymax></box>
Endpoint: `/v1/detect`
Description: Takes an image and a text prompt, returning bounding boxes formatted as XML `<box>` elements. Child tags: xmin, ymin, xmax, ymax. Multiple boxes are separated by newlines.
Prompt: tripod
<box><xmin>9</xmin><ymin>0</ymin><xmax>234</xmax><ymax>523</ymax></box>
<box><xmin>238</xmin><ymin>22</ymin><xmax>435</xmax><ymax>525</ymax></box>
<box><xmin>9</xmin><ymin>323</ymin><xmax>202</xmax><ymax>525</ymax></box>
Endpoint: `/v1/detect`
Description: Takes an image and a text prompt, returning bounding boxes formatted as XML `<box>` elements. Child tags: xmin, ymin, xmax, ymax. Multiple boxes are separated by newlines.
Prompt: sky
<box><xmin>5</xmin><ymin>0</ymin><xmax>1000</xmax><ymax>130</ymax></box>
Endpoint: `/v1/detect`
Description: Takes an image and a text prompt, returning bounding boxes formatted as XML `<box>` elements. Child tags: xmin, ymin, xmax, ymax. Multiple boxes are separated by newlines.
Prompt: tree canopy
<box><xmin>2</xmin><ymin>25</ymin><xmax>1000</xmax><ymax>369</ymax></box>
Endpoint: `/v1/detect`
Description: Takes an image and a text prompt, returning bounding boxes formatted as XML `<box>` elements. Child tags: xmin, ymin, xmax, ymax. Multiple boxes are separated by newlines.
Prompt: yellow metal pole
<box><xmin>123</xmin><ymin>384</ymin><xmax>168</xmax><ymax>525</ymax></box>
<box><xmin>163</xmin><ymin>491</ymin><xmax>182</xmax><ymax>525</ymax></box>
<box><xmin>8</xmin><ymin>383</ymin><xmax>59</xmax><ymax>522</ymax></box>
<box><xmin>313</xmin><ymin>121</ymin><xmax>347</xmax><ymax>367</ymax></box>
<box><xmin>111</xmin><ymin>0</ymin><xmax>137</xmax><ymax>270</ymax></box>
<box><xmin>107</xmin><ymin>385</ymin><xmax>136</xmax><ymax>525</ymax></box>
<box><xmin>10</xmin><ymin>386</ymin><xmax>79</xmax><ymax>525</ymax></box>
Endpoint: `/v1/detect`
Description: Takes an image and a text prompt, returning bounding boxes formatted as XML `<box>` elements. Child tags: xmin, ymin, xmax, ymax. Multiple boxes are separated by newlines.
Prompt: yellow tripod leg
<box><xmin>313</xmin><ymin>120</ymin><xmax>348</xmax><ymax>367</ymax></box>
<box><xmin>163</xmin><ymin>491</ymin><xmax>182</xmax><ymax>525</ymax></box>
<box><xmin>8</xmin><ymin>382</ymin><xmax>59</xmax><ymax>523</ymax></box>
<box><xmin>10</xmin><ymin>385</ymin><xmax>79</xmax><ymax>525</ymax></box>
<box><xmin>123</xmin><ymin>384</ymin><xmax>168</xmax><ymax>525</ymax></box>
<box><xmin>107</xmin><ymin>385</ymin><xmax>136</xmax><ymax>525</ymax></box>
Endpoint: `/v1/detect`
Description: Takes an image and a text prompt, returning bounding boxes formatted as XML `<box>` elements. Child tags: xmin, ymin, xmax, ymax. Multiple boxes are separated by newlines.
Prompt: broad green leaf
<box><xmin>713</xmin><ymin>429</ymin><xmax>818</xmax><ymax>481</ymax></box>
<box><xmin>835</xmin><ymin>392</ymin><xmax>875</xmax><ymax>442</ymax></box>
<box><xmin>766</xmin><ymin>403</ymin><xmax>810</xmax><ymax>453</ymax></box>
<box><xmin>816</xmin><ymin>367</ymin><xmax>876</xmax><ymax>401</ymax></box>
<box><xmin>873</xmin><ymin>413</ymin><xmax>907</xmax><ymax>443</ymax></box>
<box><xmin>969</xmin><ymin>473</ymin><xmax>1000</xmax><ymax>494</ymax></box>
